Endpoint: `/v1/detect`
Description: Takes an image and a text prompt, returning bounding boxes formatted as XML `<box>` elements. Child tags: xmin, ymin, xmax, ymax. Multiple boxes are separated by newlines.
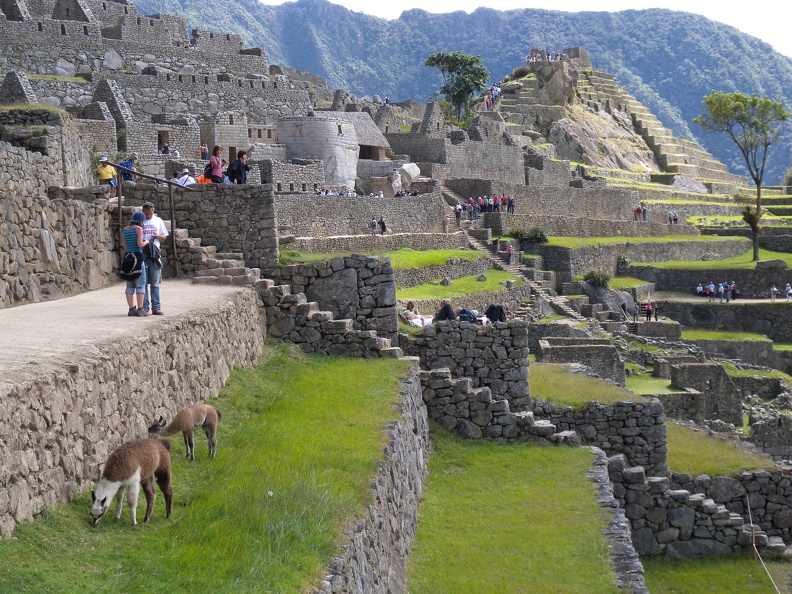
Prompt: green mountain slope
<box><xmin>134</xmin><ymin>0</ymin><xmax>792</xmax><ymax>184</ymax></box>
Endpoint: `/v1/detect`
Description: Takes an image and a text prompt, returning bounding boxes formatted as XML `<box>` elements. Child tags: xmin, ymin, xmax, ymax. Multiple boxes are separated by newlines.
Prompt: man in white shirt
<box><xmin>177</xmin><ymin>167</ymin><xmax>196</xmax><ymax>186</ymax></box>
<box><xmin>141</xmin><ymin>201</ymin><xmax>169</xmax><ymax>315</ymax></box>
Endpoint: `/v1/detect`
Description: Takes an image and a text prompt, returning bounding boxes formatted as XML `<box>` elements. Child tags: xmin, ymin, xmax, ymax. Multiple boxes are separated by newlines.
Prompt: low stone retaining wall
<box><xmin>669</xmin><ymin>363</ymin><xmax>742</xmax><ymax>425</ymax></box>
<box><xmin>0</xmin><ymin>289</ymin><xmax>264</xmax><ymax>538</ymax></box>
<box><xmin>531</xmin><ymin>399</ymin><xmax>668</xmax><ymax>476</ymax></box>
<box><xmin>537</xmin><ymin>338</ymin><xmax>626</xmax><ymax>386</ymax></box>
<box><xmin>751</xmin><ymin>415</ymin><xmax>792</xmax><ymax>460</ymax></box>
<box><xmin>0</xmin><ymin>193</ymin><xmax>117</xmax><ymax>309</ymax></box>
<box><xmin>484</xmin><ymin>213</ymin><xmax>698</xmax><ymax>238</ymax></box>
<box><xmin>393</xmin><ymin>257</ymin><xmax>489</xmax><ymax>288</ymax></box>
<box><xmin>526</xmin><ymin>239</ymin><xmax>749</xmax><ymax>277</ymax></box>
<box><xmin>315</xmin><ymin>366</ymin><xmax>429</xmax><ymax>594</ymax></box>
<box><xmin>628</xmin><ymin>267</ymin><xmax>789</xmax><ymax>299</ymax></box>
<box><xmin>402</xmin><ymin>284</ymin><xmax>532</xmax><ymax>320</ymax></box>
<box><xmin>654</xmin><ymin>392</ymin><xmax>705</xmax><ymax>423</ymax></box>
<box><xmin>289</xmin><ymin>232</ymin><xmax>467</xmax><ymax>254</ymax></box>
<box><xmin>731</xmin><ymin>375</ymin><xmax>786</xmax><ymax>399</ymax></box>
<box><xmin>658</xmin><ymin>301</ymin><xmax>792</xmax><ymax>343</ymax></box>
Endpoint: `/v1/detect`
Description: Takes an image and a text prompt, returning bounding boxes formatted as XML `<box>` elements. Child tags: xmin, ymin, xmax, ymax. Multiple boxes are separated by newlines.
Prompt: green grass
<box><xmin>396</xmin><ymin>269</ymin><xmax>522</xmax><ymax>301</ymax></box>
<box><xmin>643</xmin><ymin>555</ymin><xmax>791</xmax><ymax>593</ymax></box>
<box><xmin>0</xmin><ymin>342</ymin><xmax>413</xmax><ymax>593</ymax></box>
<box><xmin>721</xmin><ymin>361</ymin><xmax>792</xmax><ymax>384</ymax></box>
<box><xmin>407</xmin><ymin>428</ymin><xmax>618</xmax><ymax>594</ymax></box>
<box><xmin>0</xmin><ymin>102</ymin><xmax>65</xmax><ymax>114</ymax></box>
<box><xmin>530</xmin><ymin>363</ymin><xmax>641</xmax><ymax>407</ymax></box>
<box><xmin>279</xmin><ymin>247</ymin><xmax>482</xmax><ymax>269</ymax></box>
<box><xmin>666</xmin><ymin>423</ymin><xmax>773</xmax><ymax>477</ymax></box>
<box><xmin>680</xmin><ymin>329</ymin><xmax>771</xmax><ymax>342</ymax></box>
<box><xmin>536</xmin><ymin>314</ymin><xmax>567</xmax><ymax>324</ymax></box>
<box><xmin>625</xmin><ymin>373</ymin><xmax>685</xmax><ymax>394</ymax></box>
<box><xmin>652</xmin><ymin>248</ymin><xmax>792</xmax><ymax>270</ymax></box>
<box><xmin>611</xmin><ymin>276</ymin><xmax>651</xmax><ymax>289</ymax></box>
<box><xmin>774</xmin><ymin>342</ymin><xmax>792</xmax><ymax>351</ymax></box>
<box><xmin>546</xmin><ymin>235</ymin><xmax>746</xmax><ymax>248</ymax></box>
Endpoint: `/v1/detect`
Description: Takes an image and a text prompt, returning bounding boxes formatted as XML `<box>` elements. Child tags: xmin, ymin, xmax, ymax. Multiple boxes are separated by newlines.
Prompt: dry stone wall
<box><xmin>0</xmin><ymin>193</ymin><xmax>116</xmax><ymax>309</ymax></box>
<box><xmin>289</xmin><ymin>231</ymin><xmax>467</xmax><ymax>254</ymax></box>
<box><xmin>393</xmin><ymin>257</ymin><xmax>490</xmax><ymax>288</ymax></box>
<box><xmin>275</xmin><ymin>193</ymin><xmax>449</xmax><ymax>238</ymax></box>
<box><xmin>314</xmin><ymin>367</ymin><xmax>428</xmax><ymax>594</ymax></box>
<box><xmin>484</xmin><ymin>213</ymin><xmax>697</xmax><ymax>238</ymax></box>
<box><xmin>633</xmin><ymin>267</ymin><xmax>792</xmax><ymax>299</ymax></box>
<box><xmin>0</xmin><ymin>289</ymin><xmax>263</xmax><ymax>538</ymax></box>
<box><xmin>537</xmin><ymin>338</ymin><xmax>627</xmax><ymax>386</ymax></box>
<box><xmin>658</xmin><ymin>301</ymin><xmax>792</xmax><ymax>344</ymax></box>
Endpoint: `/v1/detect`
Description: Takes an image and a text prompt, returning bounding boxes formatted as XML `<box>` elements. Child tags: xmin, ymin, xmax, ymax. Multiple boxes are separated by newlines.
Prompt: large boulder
<box><xmin>757</xmin><ymin>259</ymin><xmax>787</xmax><ymax>271</ymax></box>
<box><xmin>397</xmin><ymin>163</ymin><xmax>421</xmax><ymax>187</ymax></box>
<box><xmin>707</xmin><ymin>477</ymin><xmax>746</xmax><ymax>503</ymax></box>
<box><xmin>671</xmin><ymin>175</ymin><xmax>708</xmax><ymax>194</ymax></box>
<box><xmin>665</xmin><ymin>538</ymin><xmax>731</xmax><ymax>559</ymax></box>
<box><xmin>305</xmin><ymin>268</ymin><xmax>359</xmax><ymax>320</ymax></box>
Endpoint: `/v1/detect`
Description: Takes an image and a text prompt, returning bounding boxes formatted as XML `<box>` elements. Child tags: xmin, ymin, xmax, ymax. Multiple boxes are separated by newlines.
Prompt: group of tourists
<box><xmin>369</xmin><ymin>216</ymin><xmax>387</xmax><ymax>236</ymax></box>
<box><xmin>459</xmin><ymin>195</ymin><xmax>515</xmax><ymax>220</ymax></box>
<box><xmin>619</xmin><ymin>301</ymin><xmax>660</xmax><ymax>324</ymax></box>
<box><xmin>667</xmin><ymin>210</ymin><xmax>680</xmax><ymax>224</ymax></box>
<box><xmin>633</xmin><ymin>204</ymin><xmax>649</xmax><ymax>222</ymax></box>
<box><xmin>401</xmin><ymin>300</ymin><xmax>513</xmax><ymax>328</ymax></box>
<box><xmin>120</xmin><ymin>202</ymin><xmax>168</xmax><ymax>317</ymax></box>
<box><xmin>526</xmin><ymin>51</ymin><xmax>568</xmax><ymax>64</ymax></box>
<box><xmin>696</xmin><ymin>281</ymin><xmax>741</xmax><ymax>302</ymax></box>
<box><xmin>485</xmin><ymin>83</ymin><xmax>502</xmax><ymax>110</ymax></box>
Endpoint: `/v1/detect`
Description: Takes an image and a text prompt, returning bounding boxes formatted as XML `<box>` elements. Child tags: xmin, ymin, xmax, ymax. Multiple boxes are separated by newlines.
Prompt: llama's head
<box><xmin>147</xmin><ymin>416</ymin><xmax>167</xmax><ymax>435</ymax></box>
<box><xmin>90</xmin><ymin>489</ymin><xmax>110</xmax><ymax>525</ymax></box>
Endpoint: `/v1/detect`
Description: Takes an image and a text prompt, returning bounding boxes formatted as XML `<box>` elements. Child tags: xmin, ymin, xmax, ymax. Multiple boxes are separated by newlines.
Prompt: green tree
<box><xmin>694</xmin><ymin>91</ymin><xmax>790</xmax><ymax>260</ymax></box>
<box><xmin>424</xmin><ymin>51</ymin><xmax>489</xmax><ymax>122</ymax></box>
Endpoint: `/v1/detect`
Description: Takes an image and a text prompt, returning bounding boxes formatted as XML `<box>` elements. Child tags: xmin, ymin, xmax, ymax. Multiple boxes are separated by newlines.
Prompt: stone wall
<box><xmin>526</xmin><ymin>239</ymin><xmax>750</xmax><ymax>276</ymax></box>
<box><xmin>0</xmin><ymin>108</ymin><xmax>91</xmax><ymax>194</ymax></box>
<box><xmin>537</xmin><ymin>338</ymin><xmax>626</xmax><ymax>386</ymax></box>
<box><xmin>669</xmin><ymin>364</ymin><xmax>742</xmax><ymax>425</ymax></box>
<box><xmin>629</xmin><ymin>266</ymin><xmax>791</xmax><ymax>299</ymax></box>
<box><xmin>532</xmin><ymin>399</ymin><xmax>668</xmax><ymax>476</ymax></box>
<box><xmin>731</xmin><ymin>376</ymin><xmax>786</xmax><ymax>399</ymax></box>
<box><xmin>314</xmin><ymin>366</ymin><xmax>429</xmax><ymax>593</ymax></box>
<box><xmin>289</xmin><ymin>232</ymin><xmax>467</xmax><ymax>255</ymax></box>
<box><xmin>0</xmin><ymin>193</ymin><xmax>116</xmax><ymax>309</ymax></box>
<box><xmin>123</xmin><ymin>184</ymin><xmax>279</xmax><ymax>270</ymax></box>
<box><xmin>262</xmin><ymin>255</ymin><xmax>398</xmax><ymax>341</ymax></box>
<box><xmin>261</xmin><ymin>158</ymin><xmax>324</xmax><ymax>192</ymax></box>
<box><xmin>751</xmin><ymin>415</ymin><xmax>792</xmax><ymax>460</ymax></box>
<box><xmin>393</xmin><ymin>257</ymin><xmax>490</xmax><ymax>288</ymax></box>
<box><xmin>654</xmin><ymin>392</ymin><xmax>705</xmax><ymax>424</ymax></box>
<box><xmin>0</xmin><ymin>289</ymin><xmax>264</xmax><ymax>538</ymax></box>
<box><xmin>275</xmin><ymin>193</ymin><xmax>449</xmax><ymax>238</ymax></box>
<box><xmin>484</xmin><ymin>213</ymin><xmax>698</xmax><ymax>238</ymax></box>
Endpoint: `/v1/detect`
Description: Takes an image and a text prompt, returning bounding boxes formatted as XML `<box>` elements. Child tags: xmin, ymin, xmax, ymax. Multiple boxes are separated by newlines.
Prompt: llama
<box><xmin>148</xmin><ymin>403</ymin><xmax>222</xmax><ymax>460</ymax></box>
<box><xmin>90</xmin><ymin>438</ymin><xmax>173</xmax><ymax>526</ymax></box>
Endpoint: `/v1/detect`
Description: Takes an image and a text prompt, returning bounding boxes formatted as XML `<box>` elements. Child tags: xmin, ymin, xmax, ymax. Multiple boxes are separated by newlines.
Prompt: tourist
<box><xmin>493</xmin><ymin>237</ymin><xmax>500</xmax><ymax>254</ymax></box>
<box><xmin>378</xmin><ymin>216</ymin><xmax>387</xmax><ymax>235</ymax></box>
<box><xmin>177</xmin><ymin>167</ymin><xmax>196</xmax><ymax>186</ymax></box>
<box><xmin>434</xmin><ymin>299</ymin><xmax>459</xmax><ymax>322</ymax></box>
<box><xmin>620</xmin><ymin>302</ymin><xmax>629</xmax><ymax>321</ymax></box>
<box><xmin>730</xmin><ymin>281</ymin><xmax>739</xmax><ymax>300</ymax></box>
<box><xmin>642</xmin><ymin>204</ymin><xmax>648</xmax><ymax>222</ymax></box>
<box><xmin>403</xmin><ymin>301</ymin><xmax>432</xmax><ymax>327</ymax></box>
<box><xmin>95</xmin><ymin>156</ymin><xmax>116</xmax><ymax>186</ymax></box>
<box><xmin>209</xmin><ymin>145</ymin><xmax>225</xmax><ymax>183</ymax></box>
<box><xmin>771</xmin><ymin>284</ymin><xmax>778</xmax><ymax>302</ymax></box>
<box><xmin>227</xmin><ymin>150</ymin><xmax>251</xmax><ymax>185</ymax></box>
<box><xmin>506</xmin><ymin>244</ymin><xmax>514</xmax><ymax>265</ymax></box>
<box><xmin>161</xmin><ymin>143</ymin><xmax>170</xmax><ymax>155</ymax></box>
<box><xmin>653</xmin><ymin>303</ymin><xmax>660</xmax><ymax>321</ymax></box>
<box><xmin>634</xmin><ymin>206</ymin><xmax>642</xmax><ymax>221</ymax></box>
<box><xmin>633</xmin><ymin>301</ymin><xmax>639</xmax><ymax>323</ymax></box>
<box><xmin>785</xmin><ymin>283</ymin><xmax>791</xmax><ymax>301</ymax></box>
<box><xmin>119</xmin><ymin>152</ymin><xmax>139</xmax><ymax>182</ymax></box>
<box><xmin>370</xmin><ymin>216</ymin><xmax>377</xmax><ymax>236</ymax></box>
<box><xmin>707</xmin><ymin>281</ymin><xmax>716</xmax><ymax>302</ymax></box>
<box><xmin>454</xmin><ymin>202</ymin><xmax>462</xmax><ymax>227</ymax></box>
<box><xmin>484</xmin><ymin>303</ymin><xmax>506</xmax><ymax>323</ymax></box>
<box><xmin>644</xmin><ymin>301</ymin><xmax>653</xmax><ymax>322</ymax></box>
<box><xmin>696</xmin><ymin>283</ymin><xmax>704</xmax><ymax>297</ymax></box>
<box><xmin>724</xmin><ymin>280</ymin><xmax>731</xmax><ymax>303</ymax></box>
<box><xmin>141</xmin><ymin>201</ymin><xmax>168</xmax><ymax>316</ymax></box>
<box><xmin>200</xmin><ymin>143</ymin><xmax>208</xmax><ymax>160</ymax></box>
<box><xmin>122</xmin><ymin>211</ymin><xmax>148</xmax><ymax>317</ymax></box>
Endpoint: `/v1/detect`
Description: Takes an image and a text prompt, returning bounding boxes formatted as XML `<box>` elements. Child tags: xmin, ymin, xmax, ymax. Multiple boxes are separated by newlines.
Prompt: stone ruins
<box><xmin>5</xmin><ymin>1</ymin><xmax>792</xmax><ymax>591</ymax></box>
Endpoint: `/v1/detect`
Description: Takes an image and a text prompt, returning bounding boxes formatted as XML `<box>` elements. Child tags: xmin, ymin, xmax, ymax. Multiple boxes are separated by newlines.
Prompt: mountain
<box><xmin>134</xmin><ymin>0</ymin><xmax>792</xmax><ymax>184</ymax></box>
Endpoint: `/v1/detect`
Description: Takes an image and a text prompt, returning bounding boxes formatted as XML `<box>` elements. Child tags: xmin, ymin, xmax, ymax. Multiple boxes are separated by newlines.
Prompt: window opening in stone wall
<box><xmin>338</xmin><ymin>124</ymin><xmax>342</xmax><ymax>135</ymax></box>
<box><xmin>65</xmin><ymin>8</ymin><xmax>70</xmax><ymax>17</ymax></box>
<box><xmin>166</xmin><ymin>74</ymin><xmax>170</xmax><ymax>81</ymax></box>
<box><xmin>157</xmin><ymin>131</ymin><xmax>170</xmax><ymax>149</ymax></box>
<box><xmin>178</xmin><ymin>74</ymin><xmax>182</xmax><ymax>82</ymax></box>
<box><xmin>137</xmin><ymin>17</ymin><xmax>141</xmax><ymax>25</ymax></box>
<box><xmin>238</xmin><ymin>80</ymin><xmax>242</xmax><ymax>87</ymax></box>
<box><xmin>385</xmin><ymin>125</ymin><xmax>389</xmax><ymax>133</ymax></box>
<box><xmin>204</xmin><ymin>76</ymin><xmax>208</xmax><ymax>84</ymax></box>
<box><xmin>229</xmin><ymin>146</ymin><xmax>236</xmax><ymax>159</ymax></box>
<box><xmin>37</xmin><ymin>22</ymin><xmax>42</xmax><ymax>31</ymax></box>
<box><xmin>302</xmin><ymin>183</ymin><xmax>306</xmax><ymax>192</ymax></box>
<box><xmin>229</xmin><ymin>115</ymin><xmax>234</xmax><ymax>125</ymax></box>
<box><xmin>60</xmin><ymin>24</ymin><xmax>66</xmax><ymax>35</ymax></box>
<box><xmin>261</xmin><ymin>81</ymin><xmax>265</xmax><ymax>89</ymax></box>
<box><xmin>191</xmin><ymin>76</ymin><xmax>196</xmax><ymax>83</ymax></box>
<box><xmin>257</xmin><ymin>129</ymin><xmax>262</xmax><ymax>139</ymax></box>
<box><xmin>124</xmin><ymin>7</ymin><xmax>127</xmax><ymax>14</ymax></box>
<box><xmin>248</xmin><ymin>128</ymin><xmax>252</xmax><ymax>138</ymax></box>
<box><xmin>295</xmin><ymin>125</ymin><xmax>301</xmax><ymax>135</ymax></box>
<box><xmin>250</xmin><ymin>80</ymin><xmax>254</xmax><ymax>89</ymax></box>
<box><xmin>150</xmin><ymin>20</ymin><xmax>154</xmax><ymax>26</ymax></box>
<box><xmin>83</xmin><ymin>25</ymin><xmax>88</xmax><ymax>35</ymax></box>
<box><xmin>277</xmin><ymin>183</ymin><xmax>282</xmax><ymax>191</ymax></box>
<box><xmin>102</xmin><ymin>2</ymin><xmax>106</xmax><ymax>9</ymax></box>
<box><xmin>273</xmin><ymin>82</ymin><xmax>277</xmax><ymax>89</ymax></box>
<box><xmin>437</xmin><ymin>123</ymin><xmax>440</xmax><ymax>131</ymax></box>
<box><xmin>209</xmin><ymin>32</ymin><xmax>214</xmax><ymax>39</ymax></box>
<box><xmin>289</xmin><ymin>183</ymin><xmax>294</xmax><ymax>192</ymax></box>
<box><xmin>314</xmin><ymin>184</ymin><xmax>318</xmax><ymax>191</ymax></box>
<box><xmin>226</xmin><ymin>34</ymin><xmax>231</xmax><ymax>40</ymax></box>
<box><xmin>267</xmin><ymin>130</ymin><xmax>272</xmax><ymax>139</ymax></box>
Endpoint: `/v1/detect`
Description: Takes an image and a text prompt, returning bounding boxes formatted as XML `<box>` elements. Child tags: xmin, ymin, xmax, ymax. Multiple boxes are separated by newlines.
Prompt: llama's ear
<box><xmin>159</xmin><ymin>415</ymin><xmax>165</xmax><ymax>424</ymax></box>
<box><xmin>100</xmin><ymin>497</ymin><xmax>107</xmax><ymax>507</ymax></box>
<box><xmin>91</xmin><ymin>490</ymin><xmax>96</xmax><ymax>503</ymax></box>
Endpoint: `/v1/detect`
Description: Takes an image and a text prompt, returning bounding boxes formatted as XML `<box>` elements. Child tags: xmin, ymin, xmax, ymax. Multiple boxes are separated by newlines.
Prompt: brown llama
<box><xmin>148</xmin><ymin>403</ymin><xmax>222</xmax><ymax>461</ymax></box>
<box><xmin>90</xmin><ymin>438</ymin><xmax>173</xmax><ymax>526</ymax></box>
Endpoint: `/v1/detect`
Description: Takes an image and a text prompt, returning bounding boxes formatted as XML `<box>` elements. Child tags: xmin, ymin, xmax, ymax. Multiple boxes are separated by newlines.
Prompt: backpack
<box><xmin>458</xmin><ymin>308</ymin><xmax>477</xmax><ymax>323</ymax></box>
<box><xmin>203</xmin><ymin>161</ymin><xmax>213</xmax><ymax>177</ymax></box>
<box><xmin>119</xmin><ymin>159</ymin><xmax>135</xmax><ymax>181</ymax></box>
<box><xmin>119</xmin><ymin>251</ymin><xmax>143</xmax><ymax>281</ymax></box>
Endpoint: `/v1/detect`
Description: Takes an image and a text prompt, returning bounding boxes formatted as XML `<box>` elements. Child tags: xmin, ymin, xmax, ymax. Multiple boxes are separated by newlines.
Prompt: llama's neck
<box><xmin>159</xmin><ymin>424</ymin><xmax>182</xmax><ymax>438</ymax></box>
<box><xmin>95</xmin><ymin>477</ymin><xmax>121</xmax><ymax>502</ymax></box>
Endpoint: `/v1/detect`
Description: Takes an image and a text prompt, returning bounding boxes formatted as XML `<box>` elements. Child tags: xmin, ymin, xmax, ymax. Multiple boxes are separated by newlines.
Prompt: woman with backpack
<box><xmin>122</xmin><ymin>211</ymin><xmax>149</xmax><ymax>316</ymax></box>
<box><xmin>209</xmin><ymin>145</ymin><xmax>225</xmax><ymax>184</ymax></box>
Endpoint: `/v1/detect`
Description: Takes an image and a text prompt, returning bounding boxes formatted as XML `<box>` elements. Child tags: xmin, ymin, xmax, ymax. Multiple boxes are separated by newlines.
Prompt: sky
<box><xmin>258</xmin><ymin>0</ymin><xmax>792</xmax><ymax>59</ymax></box>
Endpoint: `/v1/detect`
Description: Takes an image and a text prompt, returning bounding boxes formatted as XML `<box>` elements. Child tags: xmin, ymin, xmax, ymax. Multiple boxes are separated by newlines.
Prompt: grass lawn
<box><xmin>652</xmin><ymin>248</ymin><xmax>792</xmax><ymax>270</ymax></box>
<box><xmin>407</xmin><ymin>428</ymin><xmax>618</xmax><ymax>594</ymax></box>
<box><xmin>530</xmin><ymin>363</ymin><xmax>641</xmax><ymax>407</ymax></box>
<box><xmin>546</xmin><ymin>235</ymin><xmax>747</xmax><ymax>249</ymax></box>
<box><xmin>625</xmin><ymin>373</ymin><xmax>685</xmax><ymax>395</ymax></box>
<box><xmin>0</xmin><ymin>342</ymin><xmax>413</xmax><ymax>593</ymax></box>
<box><xmin>643</xmin><ymin>556</ymin><xmax>791</xmax><ymax>593</ymax></box>
<box><xmin>611</xmin><ymin>276</ymin><xmax>652</xmax><ymax>289</ymax></box>
<box><xmin>396</xmin><ymin>269</ymin><xmax>522</xmax><ymax>301</ymax></box>
<box><xmin>773</xmin><ymin>342</ymin><xmax>792</xmax><ymax>351</ymax></box>
<box><xmin>680</xmin><ymin>329</ymin><xmax>771</xmax><ymax>342</ymax></box>
<box><xmin>279</xmin><ymin>247</ymin><xmax>482</xmax><ymax>268</ymax></box>
<box><xmin>666</xmin><ymin>423</ymin><xmax>774</xmax><ymax>477</ymax></box>
<box><xmin>721</xmin><ymin>361</ymin><xmax>792</xmax><ymax>384</ymax></box>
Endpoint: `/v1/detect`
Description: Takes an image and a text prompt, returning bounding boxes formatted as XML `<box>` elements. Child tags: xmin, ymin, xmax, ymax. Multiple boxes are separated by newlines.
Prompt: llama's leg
<box><xmin>127</xmin><ymin>481</ymin><xmax>141</xmax><ymax>526</ymax></box>
<box><xmin>113</xmin><ymin>487</ymin><xmax>125</xmax><ymax>520</ymax></box>
<box><xmin>186</xmin><ymin>429</ymin><xmax>195</xmax><ymax>461</ymax></box>
<box><xmin>182</xmin><ymin>431</ymin><xmax>190</xmax><ymax>459</ymax></box>
<box><xmin>155</xmin><ymin>471</ymin><xmax>173</xmax><ymax>519</ymax></box>
<box><xmin>204</xmin><ymin>425</ymin><xmax>217</xmax><ymax>459</ymax></box>
<box><xmin>142</xmin><ymin>478</ymin><xmax>156</xmax><ymax>523</ymax></box>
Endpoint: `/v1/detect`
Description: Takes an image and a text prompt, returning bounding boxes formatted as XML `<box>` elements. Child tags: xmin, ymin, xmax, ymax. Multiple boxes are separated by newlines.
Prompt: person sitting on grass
<box><xmin>434</xmin><ymin>299</ymin><xmax>460</xmax><ymax>322</ymax></box>
<box><xmin>402</xmin><ymin>301</ymin><xmax>433</xmax><ymax>327</ymax></box>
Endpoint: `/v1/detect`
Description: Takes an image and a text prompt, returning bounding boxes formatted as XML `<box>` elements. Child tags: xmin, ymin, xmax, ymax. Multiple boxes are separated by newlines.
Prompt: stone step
<box><xmin>379</xmin><ymin>347</ymin><xmax>404</xmax><ymax>359</ymax></box>
<box><xmin>308</xmin><ymin>310</ymin><xmax>334</xmax><ymax>322</ymax></box>
<box><xmin>321</xmin><ymin>318</ymin><xmax>354</xmax><ymax>333</ymax></box>
<box><xmin>216</xmin><ymin>252</ymin><xmax>244</xmax><ymax>260</ymax></box>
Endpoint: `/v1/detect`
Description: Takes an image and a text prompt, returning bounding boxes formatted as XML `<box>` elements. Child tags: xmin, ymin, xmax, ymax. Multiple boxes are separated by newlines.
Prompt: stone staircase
<box><xmin>578</xmin><ymin>69</ymin><xmax>747</xmax><ymax>187</ymax></box>
<box><xmin>466</xmin><ymin>233</ymin><xmax>587</xmax><ymax>323</ymax></box>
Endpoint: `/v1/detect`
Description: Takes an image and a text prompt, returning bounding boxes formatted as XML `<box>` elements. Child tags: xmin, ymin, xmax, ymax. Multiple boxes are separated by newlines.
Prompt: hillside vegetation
<box><xmin>135</xmin><ymin>0</ymin><xmax>792</xmax><ymax>183</ymax></box>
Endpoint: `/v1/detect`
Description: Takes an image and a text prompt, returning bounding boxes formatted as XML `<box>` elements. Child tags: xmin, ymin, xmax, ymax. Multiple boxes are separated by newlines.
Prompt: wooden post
<box><xmin>168</xmin><ymin>183</ymin><xmax>180</xmax><ymax>277</ymax></box>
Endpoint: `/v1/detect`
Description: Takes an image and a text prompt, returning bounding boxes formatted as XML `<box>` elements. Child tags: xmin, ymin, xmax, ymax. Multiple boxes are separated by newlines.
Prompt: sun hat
<box><xmin>130</xmin><ymin>211</ymin><xmax>145</xmax><ymax>224</ymax></box>
<box><xmin>99</xmin><ymin>156</ymin><xmax>108</xmax><ymax>162</ymax></box>
<box><xmin>182</xmin><ymin>167</ymin><xmax>190</xmax><ymax>173</ymax></box>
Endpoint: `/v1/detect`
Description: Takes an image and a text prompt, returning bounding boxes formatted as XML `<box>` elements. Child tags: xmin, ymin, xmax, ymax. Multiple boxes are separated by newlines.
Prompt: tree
<box><xmin>424</xmin><ymin>51</ymin><xmax>489</xmax><ymax>122</ymax></box>
<box><xmin>693</xmin><ymin>91</ymin><xmax>790</xmax><ymax>261</ymax></box>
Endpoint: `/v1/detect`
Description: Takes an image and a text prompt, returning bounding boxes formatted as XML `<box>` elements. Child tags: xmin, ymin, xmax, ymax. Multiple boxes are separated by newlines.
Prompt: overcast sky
<box><xmin>258</xmin><ymin>0</ymin><xmax>792</xmax><ymax>59</ymax></box>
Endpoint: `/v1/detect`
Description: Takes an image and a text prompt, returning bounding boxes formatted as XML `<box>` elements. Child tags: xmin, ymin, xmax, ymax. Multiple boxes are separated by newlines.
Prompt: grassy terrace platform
<box><xmin>643</xmin><ymin>556</ymin><xmax>791</xmax><ymax>593</ymax></box>
<box><xmin>666</xmin><ymin>423</ymin><xmax>773</xmax><ymax>477</ymax></box>
<box><xmin>651</xmin><ymin>248</ymin><xmax>792</xmax><ymax>270</ymax></box>
<box><xmin>546</xmin><ymin>235</ymin><xmax>747</xmax><ymax>248</ymax></box>
<box><xmin>279</xmin><ymin>247</ymin><xmax>483</xmax><ymax>268</ymax></box>
<box><xmin>396</xmin><ymin>269</ymin><xmax>522</xmax><ymax>301</ymax></box>
<box><xmin>407</xmin><ymin>429</ymin><xmax>617</xmax><ymax>594</ymax></box>
<box><xmin>0</xmin><ymin>342</ymin><xmax>412</xmax><ymax>592</ymax></box>
<box><xmin>530</xmin><ymin>363</ymin><xmax>643</xmax><ymax>407</ymax></box>
<box><xmin>680</xmin><ymin>329</ymin><xmax>771</xmax><ymax>342</ymax></box>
